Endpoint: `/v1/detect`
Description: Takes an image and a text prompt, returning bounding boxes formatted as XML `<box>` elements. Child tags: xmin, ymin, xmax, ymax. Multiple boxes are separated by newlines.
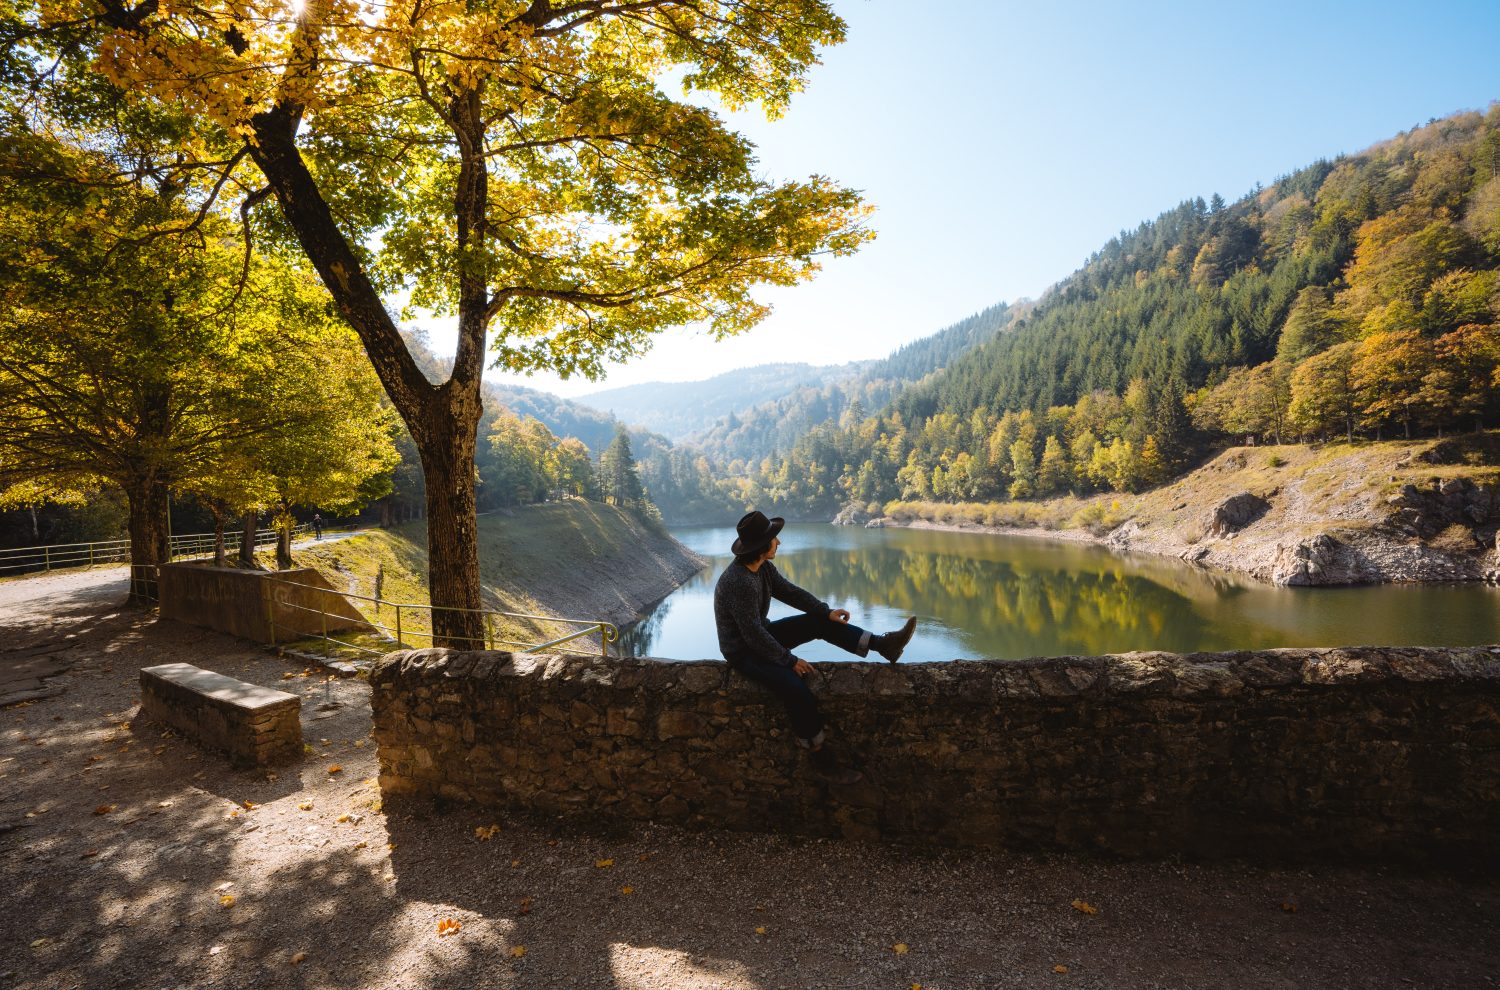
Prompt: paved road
<box><xmin>0</xmin><ymin>530</ymin><xmax>368</xmax><ymax>703</ymax></box>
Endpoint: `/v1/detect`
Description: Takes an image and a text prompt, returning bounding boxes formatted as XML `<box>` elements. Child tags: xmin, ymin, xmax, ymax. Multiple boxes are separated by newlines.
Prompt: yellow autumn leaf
<box><xmin>620</xmin><ymin>886</ymin><xmax>634</xmax><ymax>896</ymax></box>
<box><xmin>93</xmin><ymin>804</ymin><xmax>115</xmax><ymax>815</ymax></box>
<box><xmin>337</xmin><ymin>814</ymin><xmax>351</xmax><ymax>824</ymax></box>
<box><xmin>298</xmin><ymin>802</ymin><xmax>313</xmax><ymax>811</ymax></box>
<box><xmin>755</xmin><ymin>926</ymin><xmax>767</xmax><ymax>936</ymax></box>
<box><xmin>1053</xmin><ymin>964</ymin><xmax>1069</xmax><ymax>974</ymax></box>
<box><xmin>475</xmin><ymin>824</ymin><xmax>501</xmax><ymax>840</ymax></box>
<box><xmin>218</xmin><ymin>894</ymin><xmax>235</xmax><ymax>909</ymax></box>
<box><xmin>242</xmin><ymin>800</ymin><xmax>256</xmax><ymax>811</ymax></box>
<box><xmin>893</xmin><ymin>942</ymin><xmax>910</xmax><ymax>955</ymax></box>
<box><xmin>1071</xmin><ymin>899</ymin><xmax>1098</xmax><ymax>915</ymax></box>
<box><xmin>291</xmin><ymin>951</ymin><xmax>308</xmax><ymax>965</ymax></box>
<box><xmin>327</xmin><ymin>765</ymin><xmax>343</xmax><ymax>774</ymax></box>
<box><xmin>436</xmin><ymin>918</ymin><xmax>461</xmax><ymax>937</ymax></box>
<box><xmin>509</xmin><ymin>945</ymin><xmax>526</xmax><ymax>959</ymax></box>
<box><xmin>595</xmin><ymin>858</ymin><xmax>614</xmax><ymax>868</ymax></box>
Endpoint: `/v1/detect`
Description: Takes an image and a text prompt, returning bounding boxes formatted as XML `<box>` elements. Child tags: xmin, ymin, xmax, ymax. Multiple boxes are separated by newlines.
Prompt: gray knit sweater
<box><xmin>713</xmin><ymin>561</ymin><xmax>829</xmax><ymax>668</ymax></box>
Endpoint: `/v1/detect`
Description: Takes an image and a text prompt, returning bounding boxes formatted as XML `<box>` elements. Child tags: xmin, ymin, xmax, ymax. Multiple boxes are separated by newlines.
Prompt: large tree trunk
<box><xmin>249</xmin><ymin>100</ymin><xmax>490</xmax><ymax>648</ymax></box>
<box><xmin>125</xmin><ymin>477</ymin><xmax>170</xmax><ymax>606</ymax></box>
<box><xmin>210</xmin><ymin>502</ymin><xmax>228</xmax><ymax>567</ymax></box>
<box><xmin>275</xmin><ymin>506</ymin><xmax>294</xmax><ymax>570</ymax></box>
<box><xmin>238</xmin><ymin>512</ymin><xmax>262</xmax><ymax>569</ymax></box>
<box><xmin>417</xmin><ymin>395</ymin><xmax>485</xmax><ymax>648</ymax></box>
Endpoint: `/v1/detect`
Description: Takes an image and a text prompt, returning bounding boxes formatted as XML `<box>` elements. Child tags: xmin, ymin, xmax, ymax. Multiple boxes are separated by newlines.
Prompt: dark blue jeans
<box><xmin>731</xmin><ymin>614</ymin><xmax>872</xmax><ymax>743</ymax></box>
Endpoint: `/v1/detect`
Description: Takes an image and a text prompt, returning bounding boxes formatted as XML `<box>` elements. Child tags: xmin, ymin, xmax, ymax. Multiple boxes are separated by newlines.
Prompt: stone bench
<box><xmin>140</xmin><ymin>663</ymin><xmax>302</xmax><ymax>767</ymax></box>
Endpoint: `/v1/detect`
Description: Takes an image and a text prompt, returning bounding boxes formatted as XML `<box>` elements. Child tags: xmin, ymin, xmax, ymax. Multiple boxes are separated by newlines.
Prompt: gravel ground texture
<box><xmin>2</xmin><ymin>567</ymin><xmax>1499</xmax><ymax>990</ymax></box>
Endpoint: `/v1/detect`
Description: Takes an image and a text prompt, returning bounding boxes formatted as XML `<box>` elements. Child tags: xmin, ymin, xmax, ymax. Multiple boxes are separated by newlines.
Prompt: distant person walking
<box><xmin>714</xmin><ymin>510</ymin><xmax>916</xmax><ymax>782</ymax></box>
<box><xmin>312</xmin><ymin>513</ymin><xmax>323</xmax><ymax>540</ymax></box>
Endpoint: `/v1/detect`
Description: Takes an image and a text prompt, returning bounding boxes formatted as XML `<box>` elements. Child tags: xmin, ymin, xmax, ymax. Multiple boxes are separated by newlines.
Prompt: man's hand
<box><xmin>793</xmin><ymin>658</ymin><xmax>813</xmax><ymax>677</ymax></box>
<box><xmin>829</xmin><ymin>609</ymin><xmax>850</xmax><ymax>624</ymax></box>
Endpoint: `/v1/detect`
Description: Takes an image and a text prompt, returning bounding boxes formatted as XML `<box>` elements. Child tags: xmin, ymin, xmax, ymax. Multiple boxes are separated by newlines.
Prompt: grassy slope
<box><xmin>295</xmin><ymin>501</ymin><xmax>703</xmax><ymax>651</ymax></box>
<box><xmin>886</xmin><ymin>433</ymin><xmax>1500</xmax><ymax>573</ymax></box>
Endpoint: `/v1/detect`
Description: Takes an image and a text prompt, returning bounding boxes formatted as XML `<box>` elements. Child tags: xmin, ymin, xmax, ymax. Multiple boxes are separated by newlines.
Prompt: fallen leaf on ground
<box><xmin>509</xmin><ymin>946</ymin><xmax>526</xmax><ymax>959</ymax></box>
<box><xmin>893</xmin><ymin>943</ymin><xmax>910</xmax><ymax>955</ymax></box>
<box><xmin>755</xmin><ymin>926</ymin><xmax>767</xmax><ymax>936</ymax></box>
<box><xmin>519</xmin><ymin>896</ymin><xmax>533</xmax><ymax>916</ymax></box>
<box><xmin>1053</xmin><ymin>964</ymin><xmax>1069</xmax><ymax>974</ymax></box>
<box><xmin>30</xmin><ymin>938</ymin><xmax>50</xmax><ymax>948</ymax></box>
<box><xmin>218</xmin><ymin>895</ymin><xmax>235</xmax><ymax>909</ymax></box>
<box><xmin>511</xmin><ymin>858</ymin><xmax>521</xmax><ymax>867</ymax></box>
<box><xmin>327</xmin><ymin>765</ymin><xmax>343</xmax><ymax>774</ymax></box>
<box><xmin>93</xmin><ymin>804</ymin><xmax>115</xmax><ymax>815</ymax></box>
<box><xmin>475</xmin><ymin>824</ymin><xmax>501</xmax><ymax>840</ymax></box>
<box><xmin>242</xmin><ymin>800</ymin><xmax>256</xmax><ymax>811</ymax></box>
<box><xmin>291</xmin><ymin>951</ymin><xmax>308</xmax><ymax>965</ymax></box>
<box><xmin>1071</xmin><ymin>899</ymin><xmax>1098</xmax><ymax>915</ymax></box>
<box><xmin>354</xmin><ymin>841</ymin><xmax>368</xmax><ymax>850</ymax></box>
<box><xmin>436</xmin><ymin>918</ymin><xmax>461</xmax><ymax>937</ymax></box>
<box><xmin>637</xmin><ymin>852</ymin><xmax>652</xmax><ymax>862</ymax></box>
<box><xmin>595</xmin><ymin>858</ymin><xmax>614</xmax><ymax>868</ymax></box>
<box><xmin>337</xmin><ymin>814</ymin><xmax>351</xmax><ymax>824</ymax></box>
<box><xmin>620</xmin><ymin>886</ymin><xmax>634</xmax><ymax>896</ymax></box>
<box><xmin>298</xmin><ymin>802</ymin><xmax>313</xmax><ymax>811</ymax></box>
<box><xmin>1281</xmin><ymin>901</ymin><xmax>1298</xmax><ymax>913</ymax></box>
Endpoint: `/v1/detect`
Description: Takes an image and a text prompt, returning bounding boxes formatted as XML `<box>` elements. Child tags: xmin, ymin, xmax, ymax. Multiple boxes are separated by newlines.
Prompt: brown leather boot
<box><xmin>875</xmin><ymin>617</ymin><xmax>917</xmax><ymax>663</ymax></box>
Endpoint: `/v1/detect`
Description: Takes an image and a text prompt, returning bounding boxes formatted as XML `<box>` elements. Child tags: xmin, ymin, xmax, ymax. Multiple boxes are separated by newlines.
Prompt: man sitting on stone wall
<box><xmin>713</xmin><ymin>510</ymin><xmax>917</xmax><ymax>784</ymax></box>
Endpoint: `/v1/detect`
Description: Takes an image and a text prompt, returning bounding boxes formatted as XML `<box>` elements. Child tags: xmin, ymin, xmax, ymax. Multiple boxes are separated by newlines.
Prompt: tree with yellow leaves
<box><xmin>11</xmin><ymin>0</ymin><xmax>872</xmax><ymax>644</ymax></box>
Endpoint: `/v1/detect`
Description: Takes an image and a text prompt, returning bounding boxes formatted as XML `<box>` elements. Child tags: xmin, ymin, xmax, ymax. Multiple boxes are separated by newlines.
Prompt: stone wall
<box><xmin>369</xmin><ymin>647</ymin><xmax>1500</xmax><ymax>864</ymax></box>
<box><xmin>140</xmin><ymin>662</ymin><xmax>303</xmax><ymax>767</ymax></box>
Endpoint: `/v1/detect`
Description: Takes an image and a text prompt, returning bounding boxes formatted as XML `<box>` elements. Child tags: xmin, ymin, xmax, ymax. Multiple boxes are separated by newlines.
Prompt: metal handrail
<box><xmin>258</xmin><ymin>577</ymin><xmax>620</xmax><ymax>660</ymax></box>
<box><xmin>1</xmin><ymin>524</ymin><xmax>312</xmax><ymax>576</ymax></box>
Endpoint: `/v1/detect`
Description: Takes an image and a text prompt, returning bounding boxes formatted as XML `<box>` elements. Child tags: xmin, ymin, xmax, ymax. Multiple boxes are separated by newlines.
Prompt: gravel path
<box><xmin>1</xmin><ymin>570</ymin><xmax>1497</xmax><ymax>989</ymax></box>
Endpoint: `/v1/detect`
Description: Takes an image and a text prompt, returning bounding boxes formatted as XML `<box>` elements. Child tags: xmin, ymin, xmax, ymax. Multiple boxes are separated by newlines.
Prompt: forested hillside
<box><xmin>694</xmin><ymin>301</ymin><xmax>1017</xmax><ymax>466</ymax></box>
<box><xmin>726</xmin><ymin>106</ymin><xmax>1500</xmax><ymax>519</ymax></box>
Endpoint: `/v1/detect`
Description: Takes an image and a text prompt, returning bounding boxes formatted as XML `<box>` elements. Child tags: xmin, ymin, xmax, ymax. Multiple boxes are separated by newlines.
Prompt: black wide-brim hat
<box><xmin>732</xmin><ymin>510</ymin><xmax>784</xmax><ymax>556</ymax></box>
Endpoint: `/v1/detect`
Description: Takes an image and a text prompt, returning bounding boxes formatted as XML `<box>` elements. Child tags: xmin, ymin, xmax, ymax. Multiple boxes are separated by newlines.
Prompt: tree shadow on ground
<box><xmin>4</xmin><ymin>588</ymin><xmax>1500</xmax><ymax>990</ymax></box>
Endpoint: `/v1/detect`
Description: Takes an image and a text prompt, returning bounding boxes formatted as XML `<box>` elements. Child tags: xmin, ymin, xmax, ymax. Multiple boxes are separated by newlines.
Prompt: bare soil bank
<box><xmin>299</xmin><ymin>502</ymin><xmax>706</xmax><ymax>639</ymax></box>
<box><xmin>878</xmin><ymin>434</ymin><xmax>1500</xmax><ymax>587</ymax></box>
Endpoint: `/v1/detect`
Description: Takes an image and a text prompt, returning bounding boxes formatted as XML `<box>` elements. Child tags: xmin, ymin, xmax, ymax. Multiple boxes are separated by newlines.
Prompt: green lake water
<box><xmin>621</xmin><ymin>523</ymin><xmax>1500</xmax><ymax>662</ymax></box>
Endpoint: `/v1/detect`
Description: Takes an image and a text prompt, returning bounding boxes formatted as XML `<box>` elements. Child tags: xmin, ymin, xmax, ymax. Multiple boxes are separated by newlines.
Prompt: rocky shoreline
<box><xmin>859</xmin><ymin>440</ymin><xmax>1500</xmax><ymax>588</ymax></box>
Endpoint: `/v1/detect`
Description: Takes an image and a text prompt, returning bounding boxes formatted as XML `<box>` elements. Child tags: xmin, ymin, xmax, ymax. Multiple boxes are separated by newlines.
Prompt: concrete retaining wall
<box><xmin>158</xmin><ymin>562</ymin><xmax>372</xmax><ymax>642</ymax></box>
<box><xmin>369</xmin><ymin>646</ymin><xmax>1500</xmax><ymax>864</ymax></box>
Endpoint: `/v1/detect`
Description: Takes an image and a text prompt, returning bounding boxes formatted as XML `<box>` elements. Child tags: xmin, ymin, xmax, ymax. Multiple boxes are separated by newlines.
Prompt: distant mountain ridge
<box><xmin>571</xmin><ymin>362</ymin><xmax>863</xmax><ymax>440</ymax></box>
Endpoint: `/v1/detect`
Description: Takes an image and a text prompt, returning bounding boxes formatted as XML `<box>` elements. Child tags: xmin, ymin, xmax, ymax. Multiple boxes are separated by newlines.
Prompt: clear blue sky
<box><xmin>428</xmin><ymin>0</ymin><xmax>1500</xmax><ymax>397</ymax></box>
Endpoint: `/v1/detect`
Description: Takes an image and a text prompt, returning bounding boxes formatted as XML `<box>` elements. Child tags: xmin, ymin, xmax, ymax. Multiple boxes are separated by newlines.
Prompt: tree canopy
<box><xmin>8</xmin><ymin>0</ymin><xmax>871</xmax><ymax>641</ymax></box>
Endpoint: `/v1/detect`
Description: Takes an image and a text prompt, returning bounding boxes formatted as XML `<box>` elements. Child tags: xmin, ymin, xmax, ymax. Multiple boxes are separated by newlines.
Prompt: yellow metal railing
<box><xmin>260</xmin><ymin>578</ymin><xmax>619</xmax><ymax>660</ymax></box>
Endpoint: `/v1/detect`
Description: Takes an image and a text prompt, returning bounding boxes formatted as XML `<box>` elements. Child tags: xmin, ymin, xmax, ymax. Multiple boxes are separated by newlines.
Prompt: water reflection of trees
<box><xmin>774</xmin><ymin>546</ymin><xmax>1223</xmax><ymax>657</ymax></box>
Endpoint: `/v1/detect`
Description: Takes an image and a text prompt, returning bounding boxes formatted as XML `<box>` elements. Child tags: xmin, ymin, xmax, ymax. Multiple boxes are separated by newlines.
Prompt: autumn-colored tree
<box><xmin>1337</xmin><ymin>206</ymin><xmax>1472</xmax><ymax>329</ymax></box>
<box><xmin>1288</xmin><ymin>341</ymin><xmax>1359</xmax><ymax>442</ymax></box>
<box><xmin>28</xmin><ymin>0</ymin><xmax>872</xmax><ymax>643</ymax></box>
<box><xmin>1351</xmin><ymin>329</ymin><xmax>1435</xmax><ymax>439</ymax></box>
<box><xmin>0</xmin><ymin>131</ymin><xmax>392</xmax><ymax>597</ymax></box>
<box><xmin>1420</xmin><ymin>323</ymin><xmax>1500</xmax><ymax>432</ymax></box>
<box><xmin>1036</xmin><ymin>435</ymin><xmax>1071</xmax><ymax>495</ymax></box>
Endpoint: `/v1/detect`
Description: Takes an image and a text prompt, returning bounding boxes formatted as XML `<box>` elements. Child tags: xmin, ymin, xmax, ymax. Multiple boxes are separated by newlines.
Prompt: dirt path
<box><xmin>1</xmin><ymin>573</ymin><xmax>1497</xmax><ymax>989</ymax></box>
